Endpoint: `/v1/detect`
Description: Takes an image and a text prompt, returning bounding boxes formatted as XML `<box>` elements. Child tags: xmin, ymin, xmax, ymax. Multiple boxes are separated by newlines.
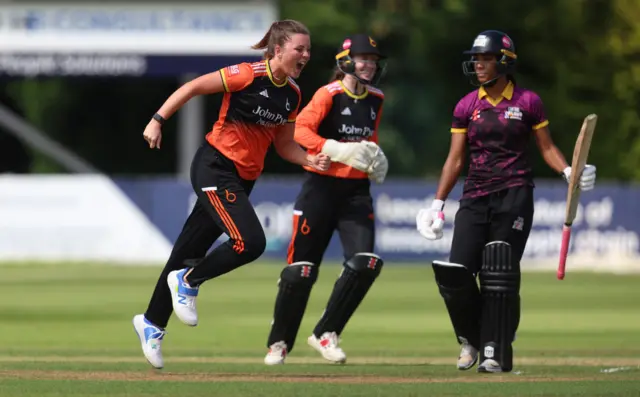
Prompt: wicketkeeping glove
<box><xmin>321</xmin><ymin>139</ymin><xmax>378</xmax><ymax>172</ymax></box>
<box><xmin>367</xmin><ymin>144</ymin><xmax>388</xmax><ymax>184</ymax></box>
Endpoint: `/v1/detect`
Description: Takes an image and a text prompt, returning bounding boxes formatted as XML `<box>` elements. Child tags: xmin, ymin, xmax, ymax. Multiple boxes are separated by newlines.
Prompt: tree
<box><xmin>4</xmin><ymin>0</ymin><xmax>639</xmax><ymax>181</ymax></box>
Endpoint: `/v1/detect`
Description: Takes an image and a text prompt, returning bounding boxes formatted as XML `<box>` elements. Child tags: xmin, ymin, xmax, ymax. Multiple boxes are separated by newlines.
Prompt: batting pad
<box><xmin>313</xmin><ymin>253</ymin><xmax>383</xmax><ymax>337</ymax></box>
<box><xmin>479</xmin><ymin>241</ymin><xmax>520</xmax><ymax>372</ymax></box>
<box><xmin>266</xmin><ymin>262</ymin><xmax>318</xmax><ymax>352</ymax></box>
<box><xmin>432</xmin><ymin>261</ymin><xmax>482</xmax><ymax>349</ymax></box>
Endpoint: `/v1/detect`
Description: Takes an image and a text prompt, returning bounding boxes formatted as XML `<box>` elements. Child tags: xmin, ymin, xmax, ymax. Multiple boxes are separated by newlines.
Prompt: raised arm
<box><xmin>143</xmin><ymin>64</ymin><xmax>254</xmax><ymax>149</ymax></box>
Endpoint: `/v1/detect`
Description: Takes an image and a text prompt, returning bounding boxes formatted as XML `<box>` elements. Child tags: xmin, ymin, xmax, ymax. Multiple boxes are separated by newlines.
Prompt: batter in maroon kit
<box><xmin>416</xmin><ymin>30</ymin><xmax>597</xmax><ymax>373</ymax></box>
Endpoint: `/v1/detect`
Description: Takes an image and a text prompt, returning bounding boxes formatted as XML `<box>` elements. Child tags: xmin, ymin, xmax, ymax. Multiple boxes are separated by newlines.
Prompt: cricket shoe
<box><xmin>132</xmin><ymin>314</ymin><xmax>165</xmax><ymax>369</ymax></box>
<box><xmin>264</xmin><ymin>341</ymin><xmax>287</xmax><ymax>365</ymax></box>
<box><xmin>307</xmin><ymin>331</ymin><xmax>347</xmax><ymax>364</ymax></box>
<box><xmin>457</xmin><ymin>339</ymin><xmax>479</xmax><ymax>370</ymax></box>
<box><xmin>477</xmin><ymin>358</ymin><xmax>503</xmax><ymax>373</ymax></box>
<box><xmin>167</xmin><ymin>268</ymin><xmax>199</xmax><ymax>326</ymax></box>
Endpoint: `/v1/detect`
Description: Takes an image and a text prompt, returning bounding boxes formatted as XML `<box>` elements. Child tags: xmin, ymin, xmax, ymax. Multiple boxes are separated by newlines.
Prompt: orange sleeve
<box><xmin>219</xmin><ymin>63</ymin><xmax>254</xmax><ymax>92</ymax></box>
<box><xmin>294</xmin><ymin>87</ymin><xmax>334</xmax><ymax>152</ymax></box>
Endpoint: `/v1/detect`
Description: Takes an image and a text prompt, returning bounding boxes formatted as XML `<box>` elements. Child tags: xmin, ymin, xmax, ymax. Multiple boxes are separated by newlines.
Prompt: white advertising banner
<box><xmin>0</xmin><ymin>2</ymin><xmax>277</xmax><ymax>55</ymax></box>
<box><xmin>0</xmin><ymin>175</ymin><xmax>172</xmax><ymax>264</ymax></box>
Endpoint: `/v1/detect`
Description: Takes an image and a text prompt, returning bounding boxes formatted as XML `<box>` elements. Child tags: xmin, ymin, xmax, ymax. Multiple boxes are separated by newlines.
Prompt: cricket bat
<box><xmin>557</xmin><ymin>114</ymin><xmax>597</xmax><ymax>280</ymax></box>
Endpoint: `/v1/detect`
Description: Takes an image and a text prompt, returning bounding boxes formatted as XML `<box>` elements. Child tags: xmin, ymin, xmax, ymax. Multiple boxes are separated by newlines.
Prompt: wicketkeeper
<box><xmin>264</xmin><ymin>34</ymin><xmax>388</xmax><ymax>365</ymax></box>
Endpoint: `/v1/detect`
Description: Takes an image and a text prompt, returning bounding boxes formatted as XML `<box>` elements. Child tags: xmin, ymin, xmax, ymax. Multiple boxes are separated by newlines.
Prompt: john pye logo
<box><xmin>253</xmin><ymin>105</ymin><xmax>286</xmax><ymax>127</ymax></box>
<box><xmin>339</xmin><ymin>124</ymin><xmax>373</xmax><ymax>137</ymax></box>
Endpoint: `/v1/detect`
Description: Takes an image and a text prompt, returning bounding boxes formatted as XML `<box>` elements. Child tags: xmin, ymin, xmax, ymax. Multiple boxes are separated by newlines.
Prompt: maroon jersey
<box><xmin>450</xmin><ymin>81</ymin><xmax>549</xmax><ymax>199</ymax></box>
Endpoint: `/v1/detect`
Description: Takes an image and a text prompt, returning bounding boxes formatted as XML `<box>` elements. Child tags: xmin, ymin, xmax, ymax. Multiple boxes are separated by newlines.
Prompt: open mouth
<box><xmin>295</xmin><ymin>61</ymin><xmax>306</xmax><ymax>73</ymax></box>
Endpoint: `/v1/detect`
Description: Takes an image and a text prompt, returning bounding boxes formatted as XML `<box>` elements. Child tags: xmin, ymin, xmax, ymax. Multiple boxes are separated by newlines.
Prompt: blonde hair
<box><xmin>251</xmin><ymin>20</ymin><xmax>310</xmax><ymax>60</ymax></box>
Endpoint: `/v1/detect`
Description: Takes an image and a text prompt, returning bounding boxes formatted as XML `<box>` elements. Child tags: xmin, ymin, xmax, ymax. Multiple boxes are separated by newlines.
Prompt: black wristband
<box><xmin>152</xmin><ymin>113</ymin><xmax>166</xmax><ymax>125</ymax></box>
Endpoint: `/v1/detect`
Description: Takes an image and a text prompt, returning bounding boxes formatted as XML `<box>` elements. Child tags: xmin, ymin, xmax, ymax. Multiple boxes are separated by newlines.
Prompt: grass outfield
<box><xmin>0</xmin><ymin>262</ymin><xmax>639</xmax><ymax>396</ymax></box>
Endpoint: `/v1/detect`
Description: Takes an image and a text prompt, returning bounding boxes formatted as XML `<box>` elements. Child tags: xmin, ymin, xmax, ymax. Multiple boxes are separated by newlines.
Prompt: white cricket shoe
<box><xmin>307</xmin><ymin>331</ymin><xmax>347</xmax><ymax>364</ymax></box>
<box><xmin>478</xmin><ymin>358</ymin><xmax>503</xmax><ymax>373</ymax></box>
<box><xmin>132</xmin><ymin>314</ymin><xmax>165</xmax><ymax>369</ymax></box>
<box><xmin>457</xmin><ymin>340</ymin><xmax>479</xmax><ymax>370</ymax></box>
<box><xmin>167</xmin><ymin>268</ymin><xmax>199</xmax><ymax>326</ymax></box>
<box><xmin>264</xmin><ymin>341</ymin><xmax>287</xmax><ymax>365</ymax></box>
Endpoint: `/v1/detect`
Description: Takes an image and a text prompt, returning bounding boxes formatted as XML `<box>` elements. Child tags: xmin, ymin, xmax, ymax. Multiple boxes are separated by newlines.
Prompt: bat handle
<box><xmin>557</xmin><ymin>225</ymin><xmax>572</xmax><ymax>280</ymax></box>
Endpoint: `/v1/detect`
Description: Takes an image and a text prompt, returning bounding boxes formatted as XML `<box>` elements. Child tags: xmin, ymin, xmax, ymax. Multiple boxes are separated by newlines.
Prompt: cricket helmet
<box><xmin>335</xmin><ymin>33</ymin><xmax>387</xmax><ymax>86</ymax></box>
<box><xmin>462</xmin><ymin>30</ymin><xmax>517</xmax><ymax>86</ymax></box>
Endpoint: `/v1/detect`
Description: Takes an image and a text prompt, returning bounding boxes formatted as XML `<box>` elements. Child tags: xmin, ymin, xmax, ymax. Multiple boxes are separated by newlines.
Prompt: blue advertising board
<box><xmin>115</xmin><ymin>177</ymin><xmax>640</xmax><ymax>268</ymax></box>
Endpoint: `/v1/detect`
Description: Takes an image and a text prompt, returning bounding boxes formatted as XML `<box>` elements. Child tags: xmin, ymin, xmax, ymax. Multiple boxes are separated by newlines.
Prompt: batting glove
<box><xmin>562</xmin><ymin>165</ymin><xmax>597</xmax><ymax>191</ymax></box>
<box><xmin>416</xmin><ymin>199</ymin><xmax>445</xmax><ymax>240</ymax></box>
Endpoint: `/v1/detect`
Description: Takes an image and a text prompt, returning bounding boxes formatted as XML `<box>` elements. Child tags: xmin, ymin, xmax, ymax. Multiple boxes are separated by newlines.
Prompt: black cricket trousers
<box><xmin>287</xmin><ymin>172</ymin><xmax>375</xmax><ymax>266</ymax></box>
<box><xmin>449</xmin><ymin>185</ymin><xmax>534</xmax><ymax>273</ymax></box>
<box><xmin>144</xmin><ymin>143</ymin><xmax>266</xmax><ymax>328</ymax></box>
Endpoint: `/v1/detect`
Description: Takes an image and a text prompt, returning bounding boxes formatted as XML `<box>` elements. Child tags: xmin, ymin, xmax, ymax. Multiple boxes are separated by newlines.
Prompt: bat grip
<box><xmin>557</xmin><ymin>225</ymin><xmax>572</xmax><ymax>280</ymax></box>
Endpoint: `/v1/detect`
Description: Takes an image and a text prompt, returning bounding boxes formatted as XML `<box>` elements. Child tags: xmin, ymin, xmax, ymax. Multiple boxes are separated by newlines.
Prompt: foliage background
<box><xmin>2</xmin><ymin>0</ymin><xmax>639</xmax><ymax>182</ymax></box>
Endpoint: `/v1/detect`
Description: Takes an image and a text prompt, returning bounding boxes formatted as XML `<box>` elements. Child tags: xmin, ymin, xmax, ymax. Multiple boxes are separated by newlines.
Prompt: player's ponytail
<box><xmin>251</xmin><ymin>19</ymin><xmax>310</xmax><ymax>60</ymax></box>
<box><xmin>251</xmin><ymin>25</ymin><xmax>274</xmax><ymax>57</ymax></box>
<box><xmin>328</xmin><ymin>67</ymin><xmax>345</xmax><ymax>82</ymax></box>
